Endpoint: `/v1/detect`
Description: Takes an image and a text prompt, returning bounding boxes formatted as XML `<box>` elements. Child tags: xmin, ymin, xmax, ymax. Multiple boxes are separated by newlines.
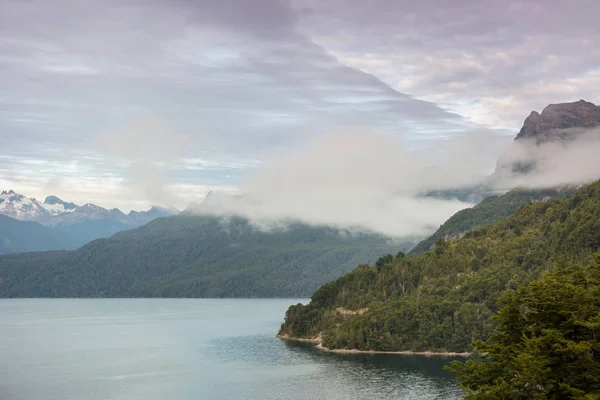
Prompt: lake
<box><xmin>0</xmin><ymin>299</ymin><xmax>463</xmax><ymax>400</ymax></box>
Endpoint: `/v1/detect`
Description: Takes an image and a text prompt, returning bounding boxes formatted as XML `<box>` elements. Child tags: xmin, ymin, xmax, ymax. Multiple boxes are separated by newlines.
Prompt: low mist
<box><xmin>194</xmin><ymin>131</ymin><xmax>498</xmax><ymax>237</ymax></box>
<box><xmin>192</xmin><ymin>127</ymin><xmax>600</xmax><ymax>238</ymax></box>
<box><xmin>494</xmin><ymin>127</ymin><xmax>600</xmax><ymax>190</ymax></box>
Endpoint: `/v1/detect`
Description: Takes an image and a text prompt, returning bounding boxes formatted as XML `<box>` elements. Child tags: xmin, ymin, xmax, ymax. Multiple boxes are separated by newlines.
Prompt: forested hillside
<box><xmin>409</xmin><ymin>187</ymin><xmax>575</xmax><ymax>256</ymax></box>
<box><xmin>0</xmin><ymin>214</ymin><xmax>411</xmax><ymax>298</ymax></box>
<box><xmin>279</xmin><ymin>181</ymin><xmax>600</xmax><ymax>353</ymax></box>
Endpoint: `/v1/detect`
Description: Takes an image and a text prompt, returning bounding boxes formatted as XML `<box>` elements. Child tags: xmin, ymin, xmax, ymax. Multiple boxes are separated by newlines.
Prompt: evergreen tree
<box><xmin>446</xmin><ymin>256</ymin><xmax>600</xmax><ymax>399</ymax></box>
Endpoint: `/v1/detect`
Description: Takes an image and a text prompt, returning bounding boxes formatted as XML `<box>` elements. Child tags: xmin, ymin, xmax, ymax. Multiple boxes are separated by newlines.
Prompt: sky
<box><xmin>1</xmin><ymin>0</ymin><xmax>599</xmax><ymax>215</ymax></box>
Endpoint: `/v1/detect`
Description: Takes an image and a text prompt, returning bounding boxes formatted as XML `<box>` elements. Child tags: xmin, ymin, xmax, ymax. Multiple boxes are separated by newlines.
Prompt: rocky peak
<box><xmin>44</xmin><ymin>195</ymin><xmax>78</xmax><ymax>210</ymax></box>
<box><xmin>44</xmin><ymin>195</ymin><xmax>63</xmax><ymax>205</ymax></box>
<box><xmin>515</xmin><ymin>99</ymin><xmax>600</xmax><ymax>142</ymax></box>
<box><xmin>0</xmin><ymin>190</ymin><xmax>23</xmax><ymax>200</ymax></box>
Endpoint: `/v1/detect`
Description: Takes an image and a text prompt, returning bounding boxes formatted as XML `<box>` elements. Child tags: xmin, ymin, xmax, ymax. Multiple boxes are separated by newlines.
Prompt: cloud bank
<box><xmin>494</xmin><ymin>127</ymin><xmax>600</xmax><ymax>189</ymax></box>
<box><xmin>193</xmin><ymin>130</ymin><xmax>491</xmax><ymax>237</ymax></box>
<box><xmin>195</xmin><ymin>127</ymin><xmax>600</xmax><ymax>237</ymax></box>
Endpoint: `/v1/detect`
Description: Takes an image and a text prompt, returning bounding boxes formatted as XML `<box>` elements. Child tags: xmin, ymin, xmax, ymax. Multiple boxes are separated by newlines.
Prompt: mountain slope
<box><xmin>0</xmin><ymin>214</ymin><xmax>414</xmax><ymax>298</ymax></box>
<box><xmin>0</xmin><ymin>215</ymin><xmax>72</xmax><ymax>254</ymax></box>
<box><xmin>278</xmin><ymin>181</ymin><xmax>600</xmax><ymax>353</ymax></box>
<box><xmin>409</xmin><ymin>187</ymin><xmax>575</xmax><ymax>256</ymax></box>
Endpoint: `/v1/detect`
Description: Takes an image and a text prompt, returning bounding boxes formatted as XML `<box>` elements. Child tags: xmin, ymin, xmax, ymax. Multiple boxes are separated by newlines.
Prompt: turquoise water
<box><xmin>0</xmin><ymin>299</ymin><xmax>463</xmax><ymax>400</ymax></box>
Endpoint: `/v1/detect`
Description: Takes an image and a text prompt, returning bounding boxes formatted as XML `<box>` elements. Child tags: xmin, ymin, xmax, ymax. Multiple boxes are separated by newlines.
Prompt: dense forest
<box><xmin>409</xmin><ymin>187</ymin><xmax>575</xmax><ymax>256</ymax></box>
<box><xmin>0</xmin><ymin>214</ymin><xmax>413</xmax><ymax>298</ymax></box>
<box><xmin>447</xmin><ymin>258</ymin><xmax>600</xmax><ymax>398</ymax></box>
<box><xmin>279</xmin><ymin>181</ymin><xmax>600</xmax><ymax>353</ymax></box>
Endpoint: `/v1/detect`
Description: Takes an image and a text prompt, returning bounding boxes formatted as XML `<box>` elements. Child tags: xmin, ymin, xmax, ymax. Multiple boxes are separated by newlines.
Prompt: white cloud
<box><xmin>194</xmin><ymin>130</ymin><xmax>509</xmax><ymax>237</ymax></box>
<box><xmin>193</xmin><ymin>126</ymin><xmax>600</xmax><ymax>238</ymax></box>
<box><xmin>495</xmin><ymin>127</ymin><xmax>600</xmax><ymax>189</ymax></box>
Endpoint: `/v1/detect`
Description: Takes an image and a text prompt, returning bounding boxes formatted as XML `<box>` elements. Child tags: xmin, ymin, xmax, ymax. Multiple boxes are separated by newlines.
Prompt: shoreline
<box><xmin>276</xmin><ymin>334</ymin><xmax>471</xmax><ymax>357</ymax></box>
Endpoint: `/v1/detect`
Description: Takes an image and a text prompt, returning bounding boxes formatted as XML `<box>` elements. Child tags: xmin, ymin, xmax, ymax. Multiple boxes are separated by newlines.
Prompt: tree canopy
<box><xmin>446</xmin><ymin>256</ymin><xmax>600</xmax><ymax>399</ymax></box>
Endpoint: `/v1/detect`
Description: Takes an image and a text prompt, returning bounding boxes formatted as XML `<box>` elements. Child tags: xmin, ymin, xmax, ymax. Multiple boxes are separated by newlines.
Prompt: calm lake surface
<box><xmin>0</xmin><ymin>299</ymin><xmax>463</xmax><ymax>400</ymax></box>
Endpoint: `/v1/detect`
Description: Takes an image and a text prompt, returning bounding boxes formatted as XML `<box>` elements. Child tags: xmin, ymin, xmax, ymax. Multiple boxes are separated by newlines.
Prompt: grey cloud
<box><xmin>294</xmin><ymin>0</ymin><xmax>600</xmax><ymax>127</ymax></box>
<box><xmin>0</xmin><ymin>0</ymin><xmax>464</xmax><ymax>151</ymax></box>
<box><xmin>172</xmin><ymin>0</ymin><xmax>299</xmax><ymax>39</ymax></box>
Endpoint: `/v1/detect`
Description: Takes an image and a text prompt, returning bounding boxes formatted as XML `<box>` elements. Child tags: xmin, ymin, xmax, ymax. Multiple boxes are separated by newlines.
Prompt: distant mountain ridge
<box><xmin>0</xmin><ymin>190</ymin><xmax>176</xmax><ymax>224</ymax></box>
<box><xmin>0</xmin><ymin>190</ymin><xmax>179</xmax><ymax>251</ymax></box>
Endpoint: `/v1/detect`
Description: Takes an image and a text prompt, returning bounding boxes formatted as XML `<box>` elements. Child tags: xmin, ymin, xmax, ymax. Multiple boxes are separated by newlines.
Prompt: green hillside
<box><xmin>279</xmin><ymin>181</ymin><xmax>600</xmax><ymax>353</ymax></box>
<box><xmin>0</xmin><ymin>215</ymin><xmax>72</xmax><ymax>254</ymax></box>
<box><xmin>0</xmin><ymin>214</ymin><xmax>413</xmax><ymax>298</ymax></box>
<box><xmin>409</xmin><ymin>187</ymin><xmax>575</xmax><ymax>256</ymax></box>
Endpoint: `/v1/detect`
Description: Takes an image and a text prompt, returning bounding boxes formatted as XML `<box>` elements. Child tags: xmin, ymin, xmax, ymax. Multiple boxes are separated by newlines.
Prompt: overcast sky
<box><xmin>1</xmin><ymin>0</ymin><xmax>598</xmax><ymax>211</ymax></box>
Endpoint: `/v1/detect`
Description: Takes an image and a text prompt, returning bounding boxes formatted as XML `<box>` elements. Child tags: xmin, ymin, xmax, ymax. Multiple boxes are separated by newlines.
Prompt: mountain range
<box><xmin>0</xmin><ymin>191</ymin><xmax>178</xmax><ymax>252</ymax></box>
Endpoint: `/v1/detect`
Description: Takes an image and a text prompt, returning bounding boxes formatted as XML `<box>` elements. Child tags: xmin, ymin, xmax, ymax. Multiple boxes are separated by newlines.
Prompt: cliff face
<box><xmin>492</xmin><ymin>99</ymin><xmax>600</xmax><ymax>180</ymax></box>
<box><xmin>515</xmin><ymin>99</ymin><xmax>600</xmax><ymax>143</ymax></box>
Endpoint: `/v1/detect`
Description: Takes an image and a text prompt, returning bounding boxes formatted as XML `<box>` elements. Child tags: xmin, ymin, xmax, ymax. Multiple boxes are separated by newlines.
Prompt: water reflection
<box><xmin>283</xmin><ymin>340</ymin><xmax>459</xmax><ymax>378</ymax></box>
<box><xmin>207</xmin><ymin>334</ymin><xmax>463</xmax><ymax>400</ymax></box>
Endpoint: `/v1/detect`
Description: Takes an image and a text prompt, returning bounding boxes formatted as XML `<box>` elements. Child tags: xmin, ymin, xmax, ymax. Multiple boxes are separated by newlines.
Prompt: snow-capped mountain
<box><xmin>42</xmin><ymin>195</ymin><xmax>78</xmax><ymax>216</ymax></box>
<box><xmin>1</xmin><ymin>190</ymin><xmax>178</xmax><ymax>224</ymax></box>
<box><xmin>0</xmin><ymin>190</ymin><xmax>51</xmax><ymax>221</ymax></box>
<box><xmin>0</xmin><ymin>191</ymin><xmax>87</xmax><ymax>221</ymax></box>
<box><xmin>0</xmin><ymin>190</ymin><xmax>179</xmax><ymax>248</ymax></box>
